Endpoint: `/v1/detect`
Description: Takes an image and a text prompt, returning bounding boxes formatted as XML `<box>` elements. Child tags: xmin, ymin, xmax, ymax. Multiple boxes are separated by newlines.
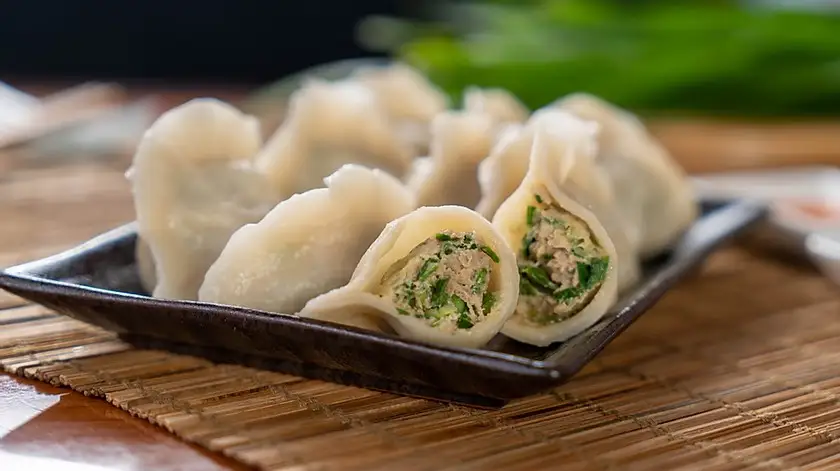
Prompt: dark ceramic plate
<box><xmin>0</xmin><ymin>200</ymin><xmax>765</xmax><ymax>408</ymax></box>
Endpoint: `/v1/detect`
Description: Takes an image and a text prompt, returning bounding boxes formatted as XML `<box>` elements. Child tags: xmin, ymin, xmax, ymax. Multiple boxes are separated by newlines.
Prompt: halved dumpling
<box><xmin>300</xmin><ymin>206</ymin><xmax>519</xmax><ymax>349</ymax></box>
<box><xmin>493</xmin><ymin>111</ymin><xmax>621</xmax><ymax>346</ymax></box>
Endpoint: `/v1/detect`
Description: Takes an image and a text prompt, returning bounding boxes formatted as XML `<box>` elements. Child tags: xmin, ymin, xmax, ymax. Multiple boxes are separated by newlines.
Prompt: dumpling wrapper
<box><xmin>199</xmin><ymin>164</ymin><xmax>416</xmax><ymax>315</ymax></box>
<box><xmin>351</xmin><ymin>63</ymin><xmax>449</xmax><ymax>155</ymax></box>
<box><xmin>299</xmin><ymin>206</ymin><xmax>519</xmax><ymax>349</ymax></box>
<box><xmin>475</xmin><ymin>122</ymin><xmax>530</xmax><ymax>220</ymax></box>
<box><xmin>554</xmin><ymin>93</ymin><xmax>697</xmax><ymax>258</ymax></box>
<box><xmin>129</xmin><ymin>98</ymin><xmax>282</xmax><ymax>301</ymax></box>
<box><xmin>463</xmin><ymin>86</ymin><xmax>529</xmax><ymax>125</ymax></box>
<box><xmin>493</xmin><ymin>112</ymin><xmax>621</xmax><ymax>347</ymax></box>
<box><xmin>254</xmin><ymin>79</ymin><xmax>414</xmax><ymax>197</ymax></box>
<box><xmin>407</xmin><ymin>111</ymin><xmax>497</xmax><ymax>208</ymax></box>
<box><xmin>479</xmin><ymin>110</ymin><xmax>640</xmax><ymax>292</ymax></box>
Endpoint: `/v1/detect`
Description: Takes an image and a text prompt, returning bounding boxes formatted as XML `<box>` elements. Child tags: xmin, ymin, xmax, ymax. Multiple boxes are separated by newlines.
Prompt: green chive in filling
<box><xmin>379</xmin><ymin>231</ymin><xmax>500</xmax><ymax>331</ymax></box>
<box><xmin>516</xmin><ymin>192</ymin><xmax>610</xmax><ymax>326</ymax></box>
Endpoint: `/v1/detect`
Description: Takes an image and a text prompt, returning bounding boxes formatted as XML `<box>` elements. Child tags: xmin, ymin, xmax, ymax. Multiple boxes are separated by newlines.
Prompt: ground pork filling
<box><xmin>516</xmin><ymin>192</ymin><xmax>610</xmax><ymax>326</ymax></box>
<box><xmin>378</xmin><ymin>231</ymin><xmax>500</xmax><ymax>331</ymax></box>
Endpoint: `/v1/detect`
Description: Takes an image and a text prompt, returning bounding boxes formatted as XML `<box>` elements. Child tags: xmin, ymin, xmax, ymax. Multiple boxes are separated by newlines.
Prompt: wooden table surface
<box><xmin>1</xmin><ymin>84</ymin><xmax>839</xmax><ymax>471</ymax></box>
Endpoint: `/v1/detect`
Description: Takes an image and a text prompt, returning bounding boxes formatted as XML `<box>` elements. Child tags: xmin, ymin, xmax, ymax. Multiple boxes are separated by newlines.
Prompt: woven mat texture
<box><xmin>3</xmin><ymin>142</ymin><xmax>840</xmax><ymax>471</ymax></box>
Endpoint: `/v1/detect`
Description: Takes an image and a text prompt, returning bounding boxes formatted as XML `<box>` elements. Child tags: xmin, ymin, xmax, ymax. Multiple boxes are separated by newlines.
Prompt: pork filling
<box><xmin>378</xmin><ymin>231</ymin><xmax>500</xmax><ymax>331</ymax></box>
<box><xmin>517</xmin><ymin>192</ymin><xmax>610</xmax><ymax>326</ymax></box>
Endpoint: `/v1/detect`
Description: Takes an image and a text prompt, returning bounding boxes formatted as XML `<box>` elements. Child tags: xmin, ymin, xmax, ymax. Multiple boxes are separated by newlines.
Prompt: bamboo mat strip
<box><xmin>2</xmin><ymin>246</ymin><xmax>840</xmax><ymax>471</ymax></box>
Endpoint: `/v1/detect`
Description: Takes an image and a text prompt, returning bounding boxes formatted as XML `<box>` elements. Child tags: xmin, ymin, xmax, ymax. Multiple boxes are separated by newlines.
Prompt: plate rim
<box><xmin>0</xmin><ymin>199</ymin><xmax>768</xmax><ymax>380</ymax></box>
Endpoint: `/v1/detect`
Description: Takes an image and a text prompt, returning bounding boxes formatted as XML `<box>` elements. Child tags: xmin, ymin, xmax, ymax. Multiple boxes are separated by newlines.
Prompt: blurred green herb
<box><xmin>359</xmin><ymin>0</ymin><xmax>840</xmax><ymax>116</ymax></box>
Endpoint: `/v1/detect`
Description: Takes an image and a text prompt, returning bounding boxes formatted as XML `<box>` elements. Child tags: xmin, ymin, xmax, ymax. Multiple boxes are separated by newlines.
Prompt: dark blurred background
<box><xmin>1</xmin><ymin>0</ymin><xmax>839</xmax><ymax>116</ymax></box>
<box><xmin>0</xmin><ymin>0</ymin><xmax>412</xmax><ymax>83</ymax></box>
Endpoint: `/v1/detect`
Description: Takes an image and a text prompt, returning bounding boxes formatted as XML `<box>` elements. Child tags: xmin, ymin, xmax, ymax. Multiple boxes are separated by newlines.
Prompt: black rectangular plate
<box><xmin>0</xmin><ymin>200</ymin><xmax>766</xmax><ymax>408</ymax></box>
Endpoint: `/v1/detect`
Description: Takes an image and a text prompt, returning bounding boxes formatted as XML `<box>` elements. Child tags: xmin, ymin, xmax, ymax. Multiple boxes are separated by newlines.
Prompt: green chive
<box><xmin>526</xmin><ymin>206</ymin><xmax>537</xmax><ymax>225</ymax></box>
<box><xmin>472</xmin><ymin>268</ymin><xmax>488</xmax><ymax>293</ymax></box>
<box><xmin>535</xmin><ymin>194</ymin><xmax>543</xmax><ymax>203</ymax></box>
<box><xmin>521</xmin><ymin>233</ymin><xmax>534</xmax><ymax>258</ymax></box>
<box><xmin>452</xmin><ymin>295</ymin><xmax>468</xmax><ymax>314</ymax></box>
<box><xmin>482</xmin><ymin>291</ymin><xmax>497</xmax><ymax>314</ymax></box>
<box><xmin>521</xmin><ymin>265</ymin><xmax>558</xmax><ymax>291</ymax></box>
<box><xmin>480</xmin><ymin>245</ymin><xmax>500</xmax><ymax>263</ymax></box>
<box><xmin>519</xmin><ymin>276</ymin><xmax>538</xmax><ymax>296</ymax></box>
<box><xmin>435</xmin><ymin>232</ymin><xmax>453</xmax><ymax>241</ymax></box>
<box><xmin>417</xmin><ymin>258</ymin><xmax>438</xmax><ymax>281</ymax></box>
<box><xmin>429</xmin><ymin>304</ymin><xmax>456</xmax><ymax>319</ymax></box>
<box><xmin>587</xmin><ymin>256</ymin><xmax>610</xmax><ymax>288</ymax></box>
<box><xmin>396</xmin><ymin>308</ymin><xmax>411</xmax><ymax>316</ymax></box>
<box><xmin>456</xmin><ymin>312</ymin><xmax>474</xmax><ymax>329</ymax></box>
<box><xmin>572</xmin><ymin>246</ymin><xmax>586</xmax><ymax>258</ymax></box>
<box><xmin>577</xmin><ymin>262</ymin><xmax>591</xmax><ymax>288</ymax></box>
<box><xmin>545</xmin><ymin>217</ymin><xmax>565</xmax><ymax>228</ymax></box>
<box><xmin>553</xmin><ymin>287</ymin><xmax>580</xmax><ymax>303</ymax></box>
<box><xmin>431</xmin><ymin>277</ymin><xmax>449</xmax><ymax>307</ymax></box>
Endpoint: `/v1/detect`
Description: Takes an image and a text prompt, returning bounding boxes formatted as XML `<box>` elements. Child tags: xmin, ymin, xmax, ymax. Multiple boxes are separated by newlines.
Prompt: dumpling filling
<box><xmin>516</xmin><ymin>192</ymin><xmax>610</xmax><ymax>326</ymax></box>
<box><xmin>378</xmin><ymin>231</ymin><xmax>500</xmax><ymax>332</ymax></box>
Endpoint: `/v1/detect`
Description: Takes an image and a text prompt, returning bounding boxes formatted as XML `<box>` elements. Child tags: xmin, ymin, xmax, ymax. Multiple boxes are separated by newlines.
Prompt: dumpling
<box><xmin>351</xmin><ymin>63</ymin><xmax>449</xmax><ymax>155</ymax></box>
<box><xmin>198</xmin><ymin>165</ymin><xmax>416</xmax><ymax>315</ymax></box>
<box><xmin>493</xmin><ymin>111</ymin><xmax>622</xmax><ymax>347</ymax></box>
<box><xmin>554</xmin><ymin>93</ymin><xmax>697</xmax><ymax>258</ymax></box>
<box><xmin>407</xmin><ymin>111</ymin><xmax>497</xmax><ymax>208</ymax></box>
<box><xmin>299</xmin><ymin>206</ymin><xmax>519</xmax><ymax>349</ymax></box>
<box><xmin>254</xmin><ymin>79</ymin><xmax>414</xmax><ymax>197</ymax></box>
<box><xmin>463</xmin><ymin>86</ymin><xmax>529</xmax><ymax>125</ymax></box>
<box><xmin>475</xmin><ymin>123</ymin><xmax>531</xmax><ymax>220</ymax></box>
<box><xmin>129</xmin><ymin>98</ymin><xmax>282</xmax><ymax>301</ymax></box>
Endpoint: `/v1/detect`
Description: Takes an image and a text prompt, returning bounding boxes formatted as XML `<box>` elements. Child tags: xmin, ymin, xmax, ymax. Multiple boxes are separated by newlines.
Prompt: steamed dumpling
<box><xmin>527</xmin><ymin>110</ymin><xmax>640</xmax><ymax>292</ymax></box>
<box><xmin>351</xmin><ymin>63</ymin><xmax>449</xmax><ymax>155</ymax></box>
<box><xmin>493</xmin><ymin>112</ymin><xmax>622</xmax><ymax>347</ymax></box>
<box><xmin>554</xmin><ymin>93</ymin><xmax>697</xmax><ymax>258</ymax></box>
<box><xmin>463</xmin><ymin>86</ymin><xmax>529</xmax><ymax>125</ymax></box>
<box><xmin>407</xmin><ymin>111</ymin><xmax>497</xmax><ymax>208</ymax></box>
<box><xmin>475</xmin><ymin>123</ymin><xmax>531</xmax><ymax>220</ymax></box>
<box><xmin>129</xmin><ymin>98</ymin><xmax>282</xmax><ymax>301</ymax></box>
<box><xmin>255</xmin><ymin>79</ymin><xmax>414</xmax><ymax>197</ymax></box>
<box><xmin>300</xmin><ymin>206</ymin><xmax>519</xmax><ymax>349</ymax></box>
<box><xmin>198</xmin><ymin>165</ymin><xmax>416</xmax><ymax>315</ymax></box>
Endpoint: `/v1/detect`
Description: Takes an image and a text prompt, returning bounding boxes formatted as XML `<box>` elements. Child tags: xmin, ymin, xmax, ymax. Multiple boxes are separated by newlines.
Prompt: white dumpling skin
<box><xmin>463</xmin><ymin>86</ymin><xmax>530</xmax><ymax>125</ymax></box>
<box><xmin>130</xmin><ymin>98</ymin><xmax>282</xmax><ymax>301</ymax></box>
<box><xmin>528</xmin><ymin>110</ymin><xmax>640</xmax><ymax>292</ymax></box>
<box><xmin>299</xmin><ymin>206</ymin><xmax>520</xmax><ymax>350</ymax></box>
<box><xmin>351</xmin><ymin>63</ymin><xmax>450</xmax><ymax>155</ymax></box>
<box><xmin>254</xmin><ymin>79</ymin><xmax>414</xmax><ymax>197</ymax></box>
<box><xmin>198</xmin><ymin>164</ymin><xmax>417</xmax><ymax>315</ymax></box>
<box><xmin>475</xmin><ymin>123</ymin><xmax>532</xmax><ymax>220</ymax></box>
<box><xmin>408</xmin><ymin>111</ymin><xmax>497</xmax><ymax>208</ymax></box>
<box><xmin>493</xmin><ymin>112</ymin><xmax>621</xmax><ymax>347</ymax></box>
<box><xmin>554</xmin><ymin>93</ymin><xmax>698</xmax><ymax>258</ymax></box>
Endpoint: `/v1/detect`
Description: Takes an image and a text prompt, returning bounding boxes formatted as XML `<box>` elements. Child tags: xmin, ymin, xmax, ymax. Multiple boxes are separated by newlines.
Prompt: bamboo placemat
<box><xmin>4</xmin><ymin>129</ymin><xmax>840</xmax><ymax>470</ymax></box>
